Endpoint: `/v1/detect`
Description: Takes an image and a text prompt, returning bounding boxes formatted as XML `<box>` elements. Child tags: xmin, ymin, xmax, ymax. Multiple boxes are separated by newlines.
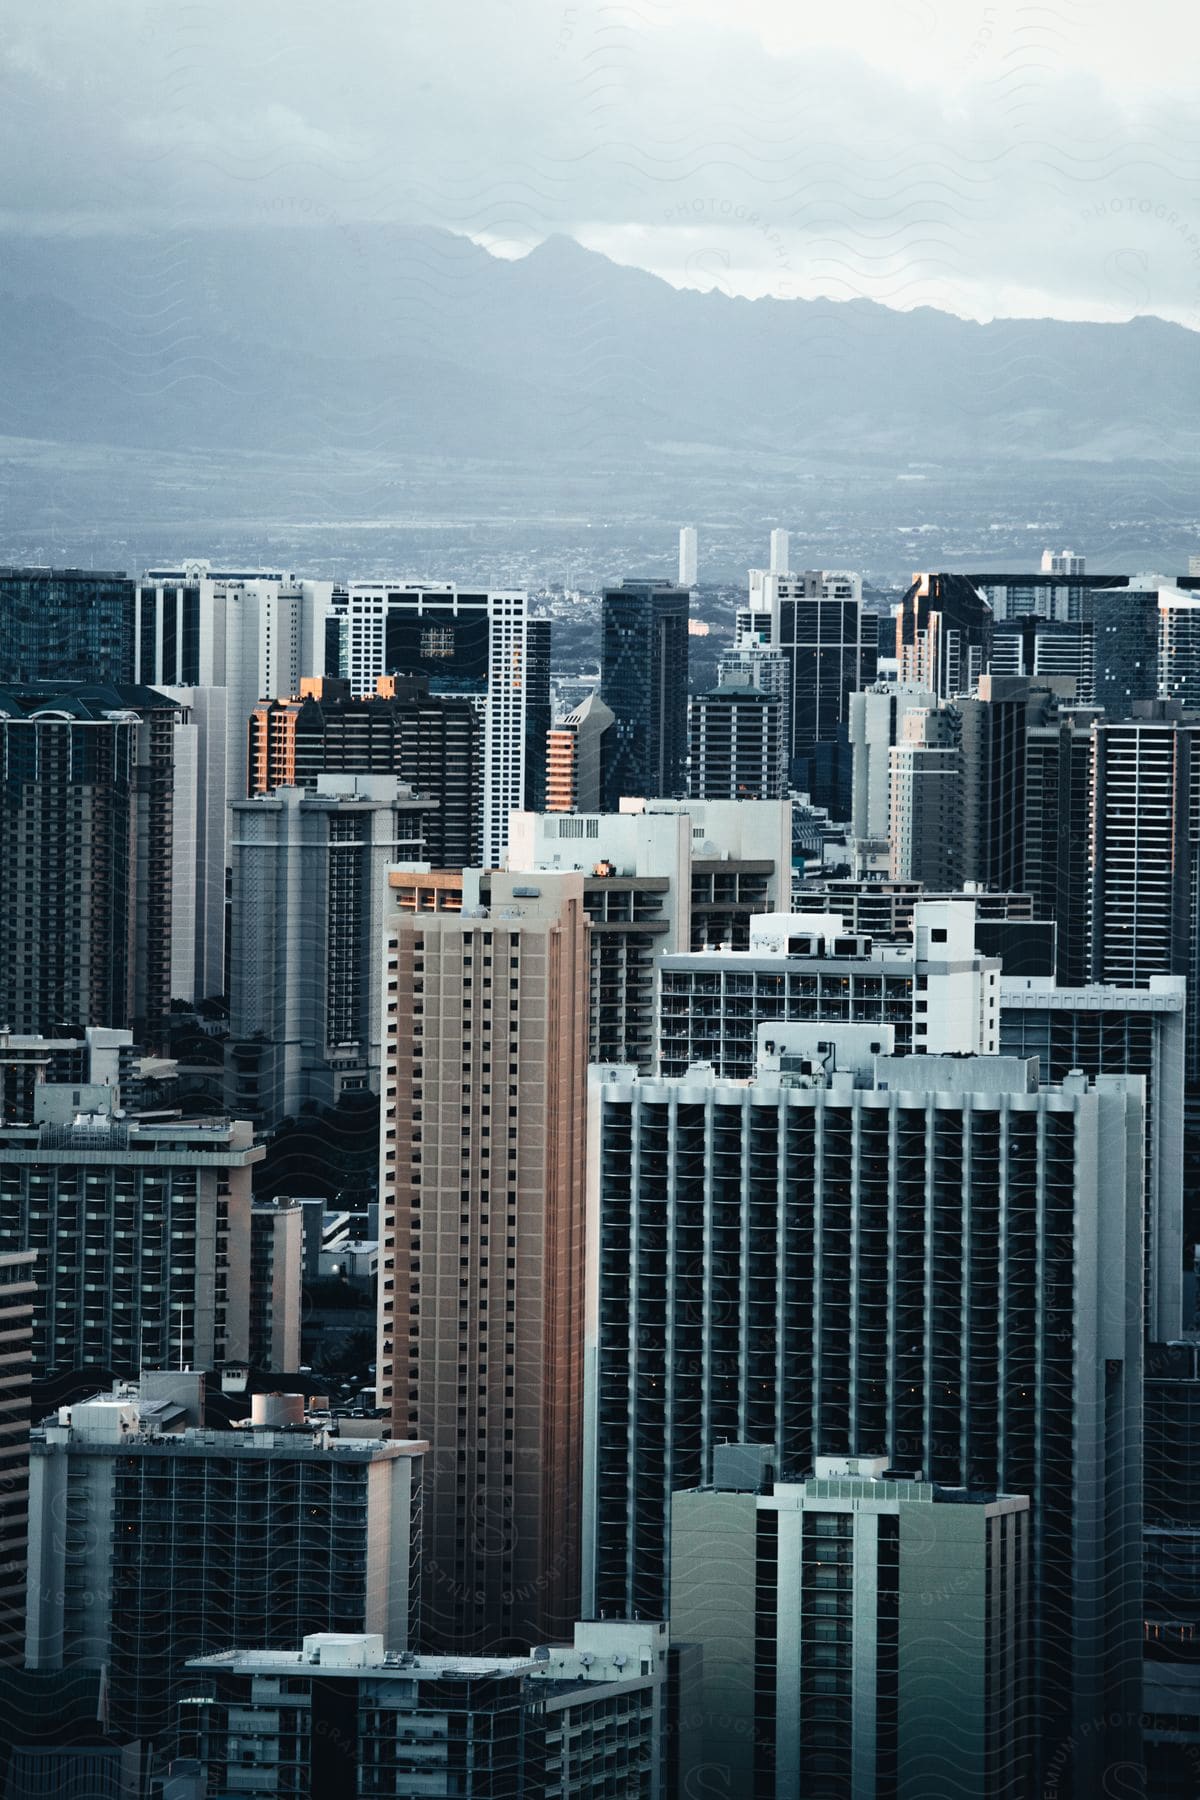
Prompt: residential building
<box><xmin>791</xmin><ymin>881</ymin><xmax>1038</xmax><ymax>944</ymax></box>
<box><xmin>888</xmin><ymin>701</ymin><xmax>962</xmax><ymax>885</ymax></box>
<box><xmin>618</xmin><ymin>796</ymin><xmax>793</xmax><ymax>950</ymax></box>
<box><xmin>671</xmin><ymin>1457</ymin><xmax>1031</xmax><ymax>1800</ymax></box>
<box><xmin>657</xmin><ymin>899</ymin><xmax>998</xmax><ymax>1078</ymax></box>
<box><xmin>507</xmin><ymin>800</ymin><xmax>792</xmax><ymax>1067</ymax></box>
<box><xmin>599</xmin><ymin>580</ymin><xmax>689</xmax><ymax>809</ymax></box>
<box><xmin>249</xmin><ymin>1200</ymin><xmax>304</xmax><ymax>1372</ymax></box>
<box><xmin>678</xmin><ymin>525</ymin><xmax>698</xmax><ymax>589</ymax></box>
<box><xmin>26</xmin><ymin>1381</ymin><xmax>426</xmax><ymax>1746</ymax></box>
<box><xmin>1089</xmin><ymin>703</ymin><xmax>1200</xmax><ymax>1080</ymax></box>
<box><xmin>1159</xmin><ymin>590</ymin><xmax>1200</xmax><ymax>709</ymax></box>
<box><xmin>545</xmin><ymin>693</ymin><xmax>614</xmax><ymax>815</ymax></box>
<box><xmin>335</xmin><ymin>582</ymin><xmax>528</xmax><ymax>866</ymax></box>
<box><xmin>848</xmin><ymin>682</ymin><xmax>935</xmax><ymax>848</ymax></box>
<box><xmin>0</xmin><ymin>682</ymin><xmax>178</xmax><ymax>1051</ymax></box>
<box><xmin>0</xmin><ymin>1251</ymin><xmax>36</xmax><ymax>1666</ymax></box>
<box><xmin>249</xmin><ymin>676</ymin><xmax>481</xmax><ymax>870</ymax></box>
<box><xmin>378</xmin><ymin>870</ymin><xmax>590</xmax><ymax>1653</ymax></box>
<box><xmin>584</xmin><ymin>1048</ymin><xmax>1145</xmax><ymax>1794</ymax></box>
<box><xmin>1001</xmin><ymin>973</ymin><xmax>1186</xmax><ymax>1343</ymax></box>
<box><xmin>184</xmin><ymin>1621</ymin><xmax>668</xmax><ymax>1800</ymax></box>
<box><xmin>688</xmin><ymin>670</ymin><xmax>786</xmax><ymax>800</ymax></box>
<box><xmin>225</xmin><ymin>776</ymin><xmax>429</xmax><ymax>1128</ymax></box>
<box><xmin>0</xmin><ymin>1085</ymin><xmax>261</xmax><ymax>1385</ymax></box>
<box><xmin>0</xmin><ymin>567</ymin><xmax>136</xmax><ymax>687</ymax></box>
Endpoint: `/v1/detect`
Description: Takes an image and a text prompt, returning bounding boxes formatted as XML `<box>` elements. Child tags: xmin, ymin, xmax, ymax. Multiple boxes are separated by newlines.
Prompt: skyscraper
<box><xmin>599</xmin><ymin>580</ymin><xmax>689</xmax><ymax>808</ymax></box>
<box><xmin>378</xmin><ymin>869</ymin><xmax>590</xmax><ymax>1653</ymax></box>
<box><xmin>337</xmin><ymin>582</ymin><xmax>528</xmax><ymax>866</ymax></box>
<box><xmin>0</xmin><ymin>568</ymin><xmax>137</xmax><ymax>687</ymax></box>
<box><xmin>1041</xmin><ymin>548</ymin><xmax>1086</xmax><ymax>575</ymax></box>
<box><xmin>0</xmin><ymin>682</ymin><xmax>178</xmax><ymax>1050</ymax></box>
<box><xmin>678</xmin><ymin>525</ymin><xmax>698</xmax><ymax>588</ymax></box>
<box><xmin>887</xmin><ymin>701</ymin><xmax>962</xmax><ymax>886</ymax></box>
<box><xmin>522</xmin><ymin>617</ymin><xmax>552</xmax><ymax>814</ymax></box>
<box><xmin>226</xmin><ymin>776</ymin><xmax>430</xmax><ymax>1128</ymax></box>
<box><xmin>0</xmin><ymin>1251</ymin><xmax>35</xmax><ymax>1666</ymax></box>
<box><xmin>585</xmin><ymin>1048</ymin><xmax>1145</xmax><ymax>1794</ymax></box>
<box><xmin>741</xmin><ymin>568</ymin><xmax>867</xmax><ymax>812</ymax></box>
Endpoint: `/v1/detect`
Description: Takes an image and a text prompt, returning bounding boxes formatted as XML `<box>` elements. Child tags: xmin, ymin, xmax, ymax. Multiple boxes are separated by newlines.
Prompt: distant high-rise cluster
<box><xmin>3</xmin><ymin>531</ymin><xmax>1200</xmax><ymax>1796</ymax></box>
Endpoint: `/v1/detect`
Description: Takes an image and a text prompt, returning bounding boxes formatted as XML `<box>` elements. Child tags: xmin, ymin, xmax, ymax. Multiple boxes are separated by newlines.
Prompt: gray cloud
<box><xmin>1</xmin><ymin>0</ymin><xmax>1198</xmax><ymax>325</ymax></box>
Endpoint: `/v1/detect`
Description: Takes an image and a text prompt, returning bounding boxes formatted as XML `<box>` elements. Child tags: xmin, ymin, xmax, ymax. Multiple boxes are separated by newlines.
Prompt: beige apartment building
<box><xmin>378</xmin><ymin>867</ymin><xmax>590</xmax><ymax>1654</ymax></box>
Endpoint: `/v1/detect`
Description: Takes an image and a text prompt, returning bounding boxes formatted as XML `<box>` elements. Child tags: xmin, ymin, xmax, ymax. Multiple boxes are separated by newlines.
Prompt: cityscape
<box><xmin>3</xmin><ymin>4</ymin><xmax>1200</xmax><ymax>1798</ymax></box>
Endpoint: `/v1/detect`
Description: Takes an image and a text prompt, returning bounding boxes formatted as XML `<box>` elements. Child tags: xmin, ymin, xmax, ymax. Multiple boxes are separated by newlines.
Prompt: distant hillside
<box><xmin>1</xmin><ymin>226</ymin><xmax>1198</xmax><ymax>471</ymax></box>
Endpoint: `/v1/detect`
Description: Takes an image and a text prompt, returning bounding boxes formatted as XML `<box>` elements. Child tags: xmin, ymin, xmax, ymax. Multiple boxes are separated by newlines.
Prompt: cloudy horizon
<box><xmin>2</xmin><ymin>0</ymin><xmax>1199</xmax><ymax>329</ymax></box>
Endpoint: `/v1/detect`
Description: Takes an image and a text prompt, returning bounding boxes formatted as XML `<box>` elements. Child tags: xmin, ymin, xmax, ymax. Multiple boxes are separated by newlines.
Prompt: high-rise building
<box><xmin>678</xmin><ymin>525</ymin><xmax>698</xmax><ymax>588</ymax></box>
<box><xmin>599</xmin><ymin>580</ymin><xmax>689</xmax><ymax>808</ymax></box>
<box><xmin>544</xmin><ymin>693</ymin><xmax>614</xmax><ymax>814</ymax></box>
<box><xmin>0</xmin><ymin>568</ymin><xmax>136</xmax><ymax>687</ymax></box>
<box><xmin>1090</xmin><ymin>703</ymin><xmax>1200</xmax><ymax>1078</ymax></box>
<box><xmin>888</xmin><ymin>701</ymin><xmax>962</xmax><ymax>885</ymax></box>
<box><xmin>671</xmin><ymin>1457</ymin><xmax>1031</xmax><ymax>1800</ymax></box>
<box><xmin>585</xmin><ymin>1048</ymin><xmax>1145</xmax><ymax>1793</ymax></box>
<box><xmin>508</xmin><ymin>801</ymin><xmax>794</xmax><ymax>1050</ymax></box>
<box><xmin>226</xmin><ymin>776</ymin><xmax>430</xmax><ymax>1128</ymax></box>
<box><xmin>163</xmin><ymin>683</ymin><xmax>228</xmax><ymax>1002</ymax></box>
<box><xmin>769</xmin><ymin>527</ymin><xmax>790</xmax><ymax>577</ymax></box>
<box><xmin>26</xmin><ymin>1380</ymin><xmax>426</xmax><ymax>1746</ymax></box>
<box><xmin>848</xmin><ymin>683</ymin><xmax>935</xmax><ymax>848</ymax></box>
<box><xmin>897</xmin><ymin>573</ymin><xmax>993</xmax><ymax>698</ymax></box>
<box><xmin>249</xmin><ymin>676</ymin><xmax>482</xmax><ymax>869</ymax></box>
<box><xmin>688</xmin><ymin>669</ymin><xmax>786</xmax><ymax>799</ymax></box>
<box><xmin>184</xmin><ymin>1621</ymin><xmax>668</xmax><ymax>1800</ymax></box>
<box><xmin>1041</xmin><ymin>548</ymin><xmax>1086</xmax><ymax>576</ymax></box>
<box><xmin>0</xmin><ymin>1251</ymin><xmax>36</xmax><ymax>1667</ymax></box>
<box><xmin>522</xmin><ymin>618</ymin><xmax>552</xmax><ymax>813</ymax></box>
<box><xmin>378</xmin><ymin>870</ymin><xmax>590</xmax><ymax>1653</ymax></box>
<box><xmin>1000</xmin><ymin>972</ymin><xmax>1186</xmax><ymax>1343</ymax></box>
<box><xmin>1158</xmin><ymin>591</ymin><xmax>1200</xmax><ymax>708</ymax></box>
<box><xmin>0</xmin><ymin>1085</ymin><xmax>261</xmax><ymax>1386</ymax></box>
<box><xmin>0</xmin><ymin>682</ymin><xmax>178</xmax><ymax>1050</ymax></box>
<box><xmin>336</xmin><ymin>583</ymin><xmax>528</xmax><ymax>866</ymax></box>
<box><xmin>1142</xmin><ymin>1340</ymin><xmax>1200</xmax><ymax>1799</ymax></box>
<box><xmin>249</xmin><ymin>1200</ymin><xmax>304</xmax><ymax>1372</ymax></box>
<box><xmin>741</xmin><ymin>568</ymin><xmax>867</xmax><ymax>813</ymax></box>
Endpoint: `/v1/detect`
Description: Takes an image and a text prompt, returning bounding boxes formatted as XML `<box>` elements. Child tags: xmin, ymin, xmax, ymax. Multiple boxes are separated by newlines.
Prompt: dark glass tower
<box><xmin>0</xmin><ymin>568</ymin><xmax>136</xmax><ymax>687</ymax></box>
<box><xmin>600</xmin><ymin>581</ymin><xmax>689</xmax><ymax>807</ymax></box>
<box><xmin>523</xmin><ymin>617</ymin><xmax>552</xmax><ymax>811</ymax></box>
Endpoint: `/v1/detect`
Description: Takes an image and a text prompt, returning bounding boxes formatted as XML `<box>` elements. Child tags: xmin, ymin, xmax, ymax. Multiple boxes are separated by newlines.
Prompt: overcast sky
<box><xmin>3</xmin><ymin>0</ymin><xmax>1199</xmax><ymax>326</ymax></box>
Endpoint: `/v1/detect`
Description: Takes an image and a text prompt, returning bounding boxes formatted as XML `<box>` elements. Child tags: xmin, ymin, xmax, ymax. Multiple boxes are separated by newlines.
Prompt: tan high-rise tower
<box><xmin>378</xmin><ymin>868</ymin><xmax>590</xmax><ymax>1653</ymax></box>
